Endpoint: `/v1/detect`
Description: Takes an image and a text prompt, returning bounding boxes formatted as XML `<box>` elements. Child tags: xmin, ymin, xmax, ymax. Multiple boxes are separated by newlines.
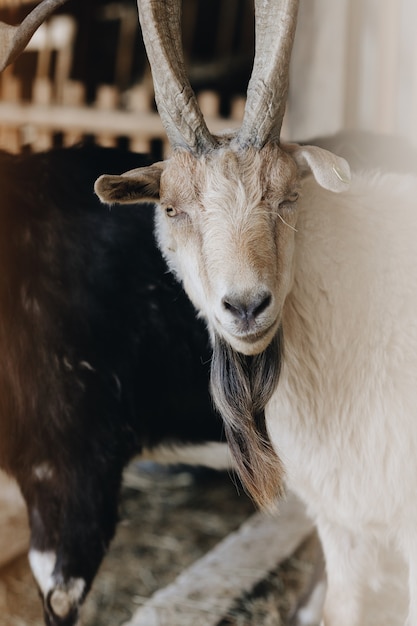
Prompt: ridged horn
<box><xmin>137</xmin><ymin>0</ymin><xmax>217</xmax><ymax>153</ymax></box>
<box><xmin>234</xmin><ymin>0</ymin><xmax>299</xmax><ymax>149</ymax></box>
<box><xmin>0</xmin><ymin>0</ymin><xmax>69</xmax><ymax>72</ymax></box>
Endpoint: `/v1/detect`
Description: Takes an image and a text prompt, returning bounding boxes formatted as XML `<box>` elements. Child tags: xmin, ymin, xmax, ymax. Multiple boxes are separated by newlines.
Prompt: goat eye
<box><xmin>165</xmin><ymin>206</ymin><xmax>179</xmax><ymax>217</ymax></box>
<box><xmin>278</xmin><ymin>192</ymin><xmax>299</xmax><ymax>209</ymax></box>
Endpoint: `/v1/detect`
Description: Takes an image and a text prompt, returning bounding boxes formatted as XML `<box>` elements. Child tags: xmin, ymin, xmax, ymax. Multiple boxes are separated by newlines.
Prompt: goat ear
<box><xmin>94</xmin><ymin>163</ymin><xmax>164</xmax><ymax>205</ymax></box>
<box><xmin>284</xmin><ymin>143</ymin><xmax>351</xmax><ymax>193</ymax></box>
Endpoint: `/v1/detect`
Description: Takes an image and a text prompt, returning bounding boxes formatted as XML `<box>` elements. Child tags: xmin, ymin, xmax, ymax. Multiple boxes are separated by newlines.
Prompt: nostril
<box><xmin>222</xmin><ymin>296</ymin><xmax>250</xmax><ymax>321</ymax></box>
<box><xmin>222</xmin><ymin>291</ymin><xmax>272</xmax><ymax>323</ymax></box>
<box><xmin>253</xmin><ymin>293</ymin><xmax>272</xmax><ymax>317</ymax></box>
<box><xmin>222</xmin><ymin>298</ymin><xmax>240</xmax><ymax>317</ymax></box>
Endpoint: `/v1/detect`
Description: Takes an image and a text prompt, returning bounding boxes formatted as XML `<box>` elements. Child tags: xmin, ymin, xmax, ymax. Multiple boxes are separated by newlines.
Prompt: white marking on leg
<box><xmin>28</xmin><ymin>549</ymin><xmax>56</xmax><ymax>596</ymax></box>
<box><xmin>33</xmin><ymin>463</ymin><xmax>54</xmax><ymax>481</ymax></box>
<box><xmin>29</xmin><ymin>550</ymin><xmax>86</xmax><ymax>619</ymax></box>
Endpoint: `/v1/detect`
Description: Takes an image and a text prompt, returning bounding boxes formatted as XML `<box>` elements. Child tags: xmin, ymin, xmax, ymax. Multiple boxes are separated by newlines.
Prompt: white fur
<box><xmin>28</xmin><ymin>549</ymin><xmax>56</xmax><ymax>595</ymax></box>
<box><xmin>159</xmin><ymin>165</ymin><xmax>417</xmax><ymax>624</ymax></box>
<box><xmin>28</xmin><ymin>548</ymin><xmax>85</xmax><ymax>619</ymax></box>
<box><xmin>33</xmin><ymin>462</ymin><xmax>54</xmax><ymax>481</ymax></box>
<box><xmin>265</xmin><ymin>171</ymin><xmax>417</xmax><ymax>625</ymax></box>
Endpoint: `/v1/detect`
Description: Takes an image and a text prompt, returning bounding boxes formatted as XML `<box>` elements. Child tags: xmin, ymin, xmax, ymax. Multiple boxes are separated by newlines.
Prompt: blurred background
<box><xmin>0</xmin><ymin>0</ymin><xmax>416</xmax><ymax>157</ymax></box>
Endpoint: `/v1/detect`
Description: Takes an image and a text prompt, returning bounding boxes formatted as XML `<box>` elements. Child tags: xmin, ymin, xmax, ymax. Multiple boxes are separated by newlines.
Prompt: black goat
<box><xmin>0</xmin><ymin>145</ymin><xmax>226</xmax><ymax>626</ymax></box>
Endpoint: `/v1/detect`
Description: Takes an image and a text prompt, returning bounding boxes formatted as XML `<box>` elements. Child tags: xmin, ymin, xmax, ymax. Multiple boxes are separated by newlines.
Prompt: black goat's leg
<box><xmin>19</xmin><ymin>454</ymin><xmax>125</xmax><ymax>626</ymax></box>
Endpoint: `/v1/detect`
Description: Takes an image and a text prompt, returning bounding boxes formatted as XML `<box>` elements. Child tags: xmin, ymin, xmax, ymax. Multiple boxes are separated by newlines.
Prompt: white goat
<box><xmin>95</xmin><ymin>0</ymin><xmax>417</xmax><ymax>624</ymax></box>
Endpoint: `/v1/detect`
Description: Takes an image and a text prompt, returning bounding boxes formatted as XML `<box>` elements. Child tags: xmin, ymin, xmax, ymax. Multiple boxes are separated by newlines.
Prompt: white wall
<box><xmin>287</xmin><ymin>0</ymin><xmax>417</xmax><ymax>147</ymax></box>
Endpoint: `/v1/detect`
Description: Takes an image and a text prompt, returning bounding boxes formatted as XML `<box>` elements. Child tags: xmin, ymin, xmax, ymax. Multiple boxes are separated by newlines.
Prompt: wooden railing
<box><xmin>0</xmin><ymin>4</ymin><xmax>248</xmax><ymax>155</ymax></box>
<box><xmin>0</xmin><ymin>82</ymin><xmax>244</xmax><ymax>154</ymax></box>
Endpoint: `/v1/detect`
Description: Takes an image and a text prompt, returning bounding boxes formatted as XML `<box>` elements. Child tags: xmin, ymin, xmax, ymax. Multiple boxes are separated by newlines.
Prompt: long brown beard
<box><xmin>210</xmin><ymin>328</ymin><xmax>285</xmax><ymax>509</ymax></box>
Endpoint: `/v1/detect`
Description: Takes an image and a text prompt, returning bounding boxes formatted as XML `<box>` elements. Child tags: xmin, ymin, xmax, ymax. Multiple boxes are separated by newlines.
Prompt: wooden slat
<box><xmin>61</xmin><ymin>79</ymin><xmax>85</xmax><ymax>146</ymax></box>
<box><xmin>31</xmin><ymin>76</ymin><xmax>54</xmax><ymax>150</ymax></box>
<box><xmin>94</xmin><ymin>85</ymin><xmax>120</xmax><ymax>147</ymax></box>
<box><xmin>197</xmin><ymin>90</ymin><xmax>220</xmax><ymax>119</ymax></box>
<box><xmin>0</xmin><ymin>100</ymin><xmax>241</xmax><ymax>146</ymax></box>
<box><xmin>126</xmin><ymin>83</ymin><xmax>153</xmax><ymax>153</ymax></box>
<box><xmin>0</xmin><ymin>0</ymin><xmax>38</xmax><ymax>6</ymax></box>
<box><xmin>0</xmin><ymin>64</ymin><xmax>21</xmax><ymax>151</ymax></box>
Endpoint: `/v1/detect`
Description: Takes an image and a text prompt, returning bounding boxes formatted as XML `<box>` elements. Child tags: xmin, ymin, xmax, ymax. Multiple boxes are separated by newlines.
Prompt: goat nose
<box><xmin>222</xmin><ymin>291</ymin><xmax>272</xmax><ymax>323</ymax></box>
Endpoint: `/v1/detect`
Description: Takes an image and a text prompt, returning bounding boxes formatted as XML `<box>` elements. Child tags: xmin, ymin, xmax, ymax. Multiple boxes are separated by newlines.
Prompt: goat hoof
<box><xmin>45</xmin><ymin>588</ymin><xmax>80</xmax><ymax>626</ymax></box>
<box><xmin>50</xmin><ymin>588</ymin><xmax>72</xmax><ymax>618</ymax></box>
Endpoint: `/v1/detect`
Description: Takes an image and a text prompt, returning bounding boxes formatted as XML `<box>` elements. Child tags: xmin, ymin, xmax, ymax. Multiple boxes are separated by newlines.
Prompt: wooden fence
<box><xmin>0</xmin><ymin>5</ymin><xmax>248</xmax><ymax>155</ymax></box>
<box><xmin>0</xmin><ymin>77</ymin><xmax>244</xmax><ymax>155</ymax></box>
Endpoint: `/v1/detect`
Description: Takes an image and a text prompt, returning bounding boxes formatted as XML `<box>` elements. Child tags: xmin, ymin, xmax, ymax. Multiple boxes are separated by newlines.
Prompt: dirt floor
<box><xmin>0</xmin><ymin>462</ymin><xmax>317</xmax><ymax>626</ymax></box>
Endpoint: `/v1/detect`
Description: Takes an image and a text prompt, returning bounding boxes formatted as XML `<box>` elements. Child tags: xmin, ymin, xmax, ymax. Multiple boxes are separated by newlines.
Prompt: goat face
<box><xmin>95</xmin><ymin>140</ymin><xmax>348</xmax><ymax>357</ymax></box>
<box><xmin>158</xmin><ymin>143</ymin><xmax>299</xmax><ymax>355</ymax></box>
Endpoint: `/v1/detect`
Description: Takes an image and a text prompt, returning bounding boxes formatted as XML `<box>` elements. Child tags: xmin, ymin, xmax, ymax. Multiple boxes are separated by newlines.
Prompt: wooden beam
<box><xmin>0</xmin><ymin>100</ymin><xmax>241</xmax><ymax>147</ymax></box>
<box><xmin>123</xmin><ymin>492</ymin><xmax>314</xmax><ymax>626</ymax></box>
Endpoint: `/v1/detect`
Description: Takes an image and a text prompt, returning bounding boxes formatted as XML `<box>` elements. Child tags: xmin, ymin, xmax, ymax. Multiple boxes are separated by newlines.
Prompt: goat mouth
<box><xmin>218</xmin><ymin>318</ymin><xmax>279</xmax><ymax>356</ymax></box>
<box><xmin>237</xmin><ymin>318</ymin><xmax>279</xmax><ymax>344</ymax></box>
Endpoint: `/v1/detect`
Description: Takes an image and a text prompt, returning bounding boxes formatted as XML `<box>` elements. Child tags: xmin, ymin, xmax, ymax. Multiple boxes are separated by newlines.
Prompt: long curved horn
<box><xmin>0</xmin><ymin>0</ymin><xmax>70</xmax><ymax>72</ymax></box>
<box><xmin>137</xmin><ymin>0</ymin><xmax>217</xmax><ymax>153</ymax></box>
<box><xmin>234</xmin><ymin>0</ymin><xmax>299</xmax><ymax>149</ymax></box>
